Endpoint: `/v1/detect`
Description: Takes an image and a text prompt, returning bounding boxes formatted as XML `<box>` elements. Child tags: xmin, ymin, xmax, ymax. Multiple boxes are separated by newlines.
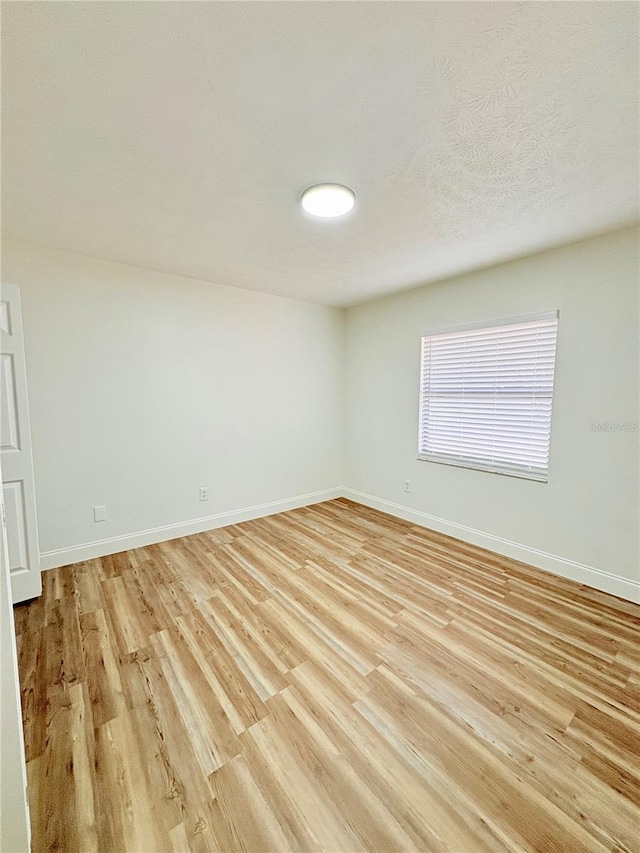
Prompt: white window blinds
<box><xmin>418</xmin><ymin>312</ymin><xmax>559</xmax><ymax>481</ymax></box>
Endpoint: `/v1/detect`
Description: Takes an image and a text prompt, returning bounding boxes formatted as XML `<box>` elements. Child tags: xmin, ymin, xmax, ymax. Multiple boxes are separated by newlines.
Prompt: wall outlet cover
<box><xmin>93</xmin><ymin>505</ymin><xmax>107</xmax><ymax>522</ymax></box>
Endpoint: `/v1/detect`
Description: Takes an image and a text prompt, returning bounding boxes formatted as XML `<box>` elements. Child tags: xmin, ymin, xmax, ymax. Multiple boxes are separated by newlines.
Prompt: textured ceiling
<box><xmin>2</xmin><ymin>2</ymin><xmax>638</xmax><ymax>307</ymax></box>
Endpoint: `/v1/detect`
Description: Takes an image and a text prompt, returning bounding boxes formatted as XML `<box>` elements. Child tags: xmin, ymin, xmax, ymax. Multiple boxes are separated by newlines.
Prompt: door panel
<box><xmin>0</xmin><ymin>298</ymin><xmax>12</xmax><ymax>334</ymax></box>
<box><xmin>3</xmin><ymin>481</ymin><xmax>29</xmax><ymax>572</ymax></box>
<box><xmin>1</xmin><ymin>353</ymin><xmax>21</xmax><ymax>450</ymax></box>
<box><xmin>0</xmin><ymin>283</ymin><xmax>41</xmax><ymax>602</ymax></box>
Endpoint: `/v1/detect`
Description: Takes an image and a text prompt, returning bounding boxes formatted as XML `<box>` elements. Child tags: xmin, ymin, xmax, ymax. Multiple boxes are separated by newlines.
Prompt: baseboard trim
<box><xmin>40</xmin><ymin>485</ymin><xmax>639</xmax><ymax>604</ymax></box>
<box><xmin>343</xmin><ymin>488</ymin><xmax>640</xmax><ymax>604</ymax></box>
<box><xmin>39</xmin><ymin>487</ymin><xmax>342</xmax><ymax>570</ymax></box>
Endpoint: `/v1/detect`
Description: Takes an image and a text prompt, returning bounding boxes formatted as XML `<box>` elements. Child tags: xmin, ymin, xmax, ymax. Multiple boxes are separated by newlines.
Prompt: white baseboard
<box><xmin>39</xmin><ymin>487</ymin><xmax>342</xmax><ymax>570</ymax></box>
<box><xmin>343</xmin><ymin>488</ymin><xmax>640</xmax><ymax>604</ymax></box>
<box><xmin>40</xmin><ymin>484</ymin><xmax>639</xmax><ymax>604</ymax></box>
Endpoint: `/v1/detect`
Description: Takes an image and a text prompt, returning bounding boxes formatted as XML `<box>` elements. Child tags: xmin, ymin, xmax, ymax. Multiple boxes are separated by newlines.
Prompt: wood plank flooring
<box><xmin>14</xmin><ymin>498</ymin><xmax>640</xmax><ymax>853</ymax></box>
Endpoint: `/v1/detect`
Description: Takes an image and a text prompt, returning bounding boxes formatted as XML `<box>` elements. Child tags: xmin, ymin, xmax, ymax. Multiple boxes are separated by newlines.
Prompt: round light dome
<box><xmin>301</xmin><ymin>184</ymin><xmax>356</xmax><ymax>218</ymax></box>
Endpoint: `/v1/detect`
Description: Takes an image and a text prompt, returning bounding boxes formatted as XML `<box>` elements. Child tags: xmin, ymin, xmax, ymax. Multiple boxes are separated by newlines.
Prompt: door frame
<box><xmin>0</xmin><ymin>467</ymin><xmax>31</xmax><ymax>852</ymax></box>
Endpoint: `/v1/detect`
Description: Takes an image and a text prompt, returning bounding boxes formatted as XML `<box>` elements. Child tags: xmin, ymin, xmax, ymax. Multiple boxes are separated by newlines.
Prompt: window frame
<box><xmin>417</xmin><ymin>311</ymin><xmax>559</xmax><ymax>483</ymax></box>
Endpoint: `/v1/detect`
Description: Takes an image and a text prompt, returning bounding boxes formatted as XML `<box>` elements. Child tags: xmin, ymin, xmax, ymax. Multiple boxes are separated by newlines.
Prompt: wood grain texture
<box><xmin>14</xmin><ymin>498</ymin><xmax>640</xmax><ymax>853</ymax></box>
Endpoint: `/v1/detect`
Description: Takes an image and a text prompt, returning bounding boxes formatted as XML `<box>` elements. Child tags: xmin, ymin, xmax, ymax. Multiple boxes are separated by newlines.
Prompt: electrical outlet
<box><xmin>93</xmin><ymin>505</ymin><xmax>107</xmax><ymax>522</ymax></box>
<box><xmin>199</xmin><ymin>487</ymin><xmax>209</xmax><ymax>501</ymax></box>
<box><xmin>403</xmin><ymin>480</ymin><xmax>411</xmax><ymax>493</ymax></box>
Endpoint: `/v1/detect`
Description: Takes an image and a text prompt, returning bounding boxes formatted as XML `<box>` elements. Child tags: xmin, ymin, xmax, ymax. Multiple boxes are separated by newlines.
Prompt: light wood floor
<box><xmin>14</xmin><ymin>498</ymin><xmax>640</xmax><ymax>853</ymax></box>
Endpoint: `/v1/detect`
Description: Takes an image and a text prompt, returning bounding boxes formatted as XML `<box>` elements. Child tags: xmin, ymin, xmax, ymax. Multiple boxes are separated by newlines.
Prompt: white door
<box><xmin>0</xmin><ymin>473</ymin><xmax>31</xmax><ymax>853</ymax></box>
<box><xmin>1</xmin><ymin>283</ymin><xmax>41</xmax><ymax>602</ymax></box>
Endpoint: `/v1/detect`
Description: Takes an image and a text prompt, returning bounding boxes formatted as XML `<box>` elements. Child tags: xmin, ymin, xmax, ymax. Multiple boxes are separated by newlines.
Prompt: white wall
<box><xmin>2</xmin><ymin>230</ymin><xmax>638</xmax><ymax>601</ymax></box>
<box><xmin>1</xmin><ymin>240</ymin><xmax>343</xmax><ymax>565</ymax></box>
<box><xmin>344</xmin><ymin>228</ymin><xmax>640</xmax><ymax>601</ymax></box>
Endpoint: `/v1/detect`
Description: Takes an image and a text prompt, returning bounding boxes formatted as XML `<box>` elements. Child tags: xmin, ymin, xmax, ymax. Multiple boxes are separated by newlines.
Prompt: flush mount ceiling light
<box><xmin>301</xmin><ymin>184</ymin><xmax>356</xmax><ymax>218</ymax></box>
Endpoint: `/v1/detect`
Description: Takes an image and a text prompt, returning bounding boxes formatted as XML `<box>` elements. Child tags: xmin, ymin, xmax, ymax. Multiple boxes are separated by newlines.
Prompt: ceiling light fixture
<box><xmin>301</xmin><ymin>184</ymin><xmax>356</xmax><ymax>218</ymax></box>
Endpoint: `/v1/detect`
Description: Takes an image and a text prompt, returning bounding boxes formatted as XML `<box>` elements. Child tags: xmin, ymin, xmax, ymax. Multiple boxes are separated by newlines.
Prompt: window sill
<box><xmin>417</xmin><ymin>454</ymin><xmax>548</xmax><ymax>483</ymax></box>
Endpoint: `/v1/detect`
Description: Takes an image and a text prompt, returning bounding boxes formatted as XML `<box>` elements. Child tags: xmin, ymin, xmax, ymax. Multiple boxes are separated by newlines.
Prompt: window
<box><xmin>418</xmin><ymin>312</ymin><xmax>559</xmax><ymax>482</ymax></box>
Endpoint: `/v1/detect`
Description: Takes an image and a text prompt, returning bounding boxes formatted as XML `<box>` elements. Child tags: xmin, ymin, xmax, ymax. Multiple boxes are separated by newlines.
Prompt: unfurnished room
<box><xmin>0</xmin><ymin>2</ymin><xmax>639</xmax><ymax>852</ymax></box>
